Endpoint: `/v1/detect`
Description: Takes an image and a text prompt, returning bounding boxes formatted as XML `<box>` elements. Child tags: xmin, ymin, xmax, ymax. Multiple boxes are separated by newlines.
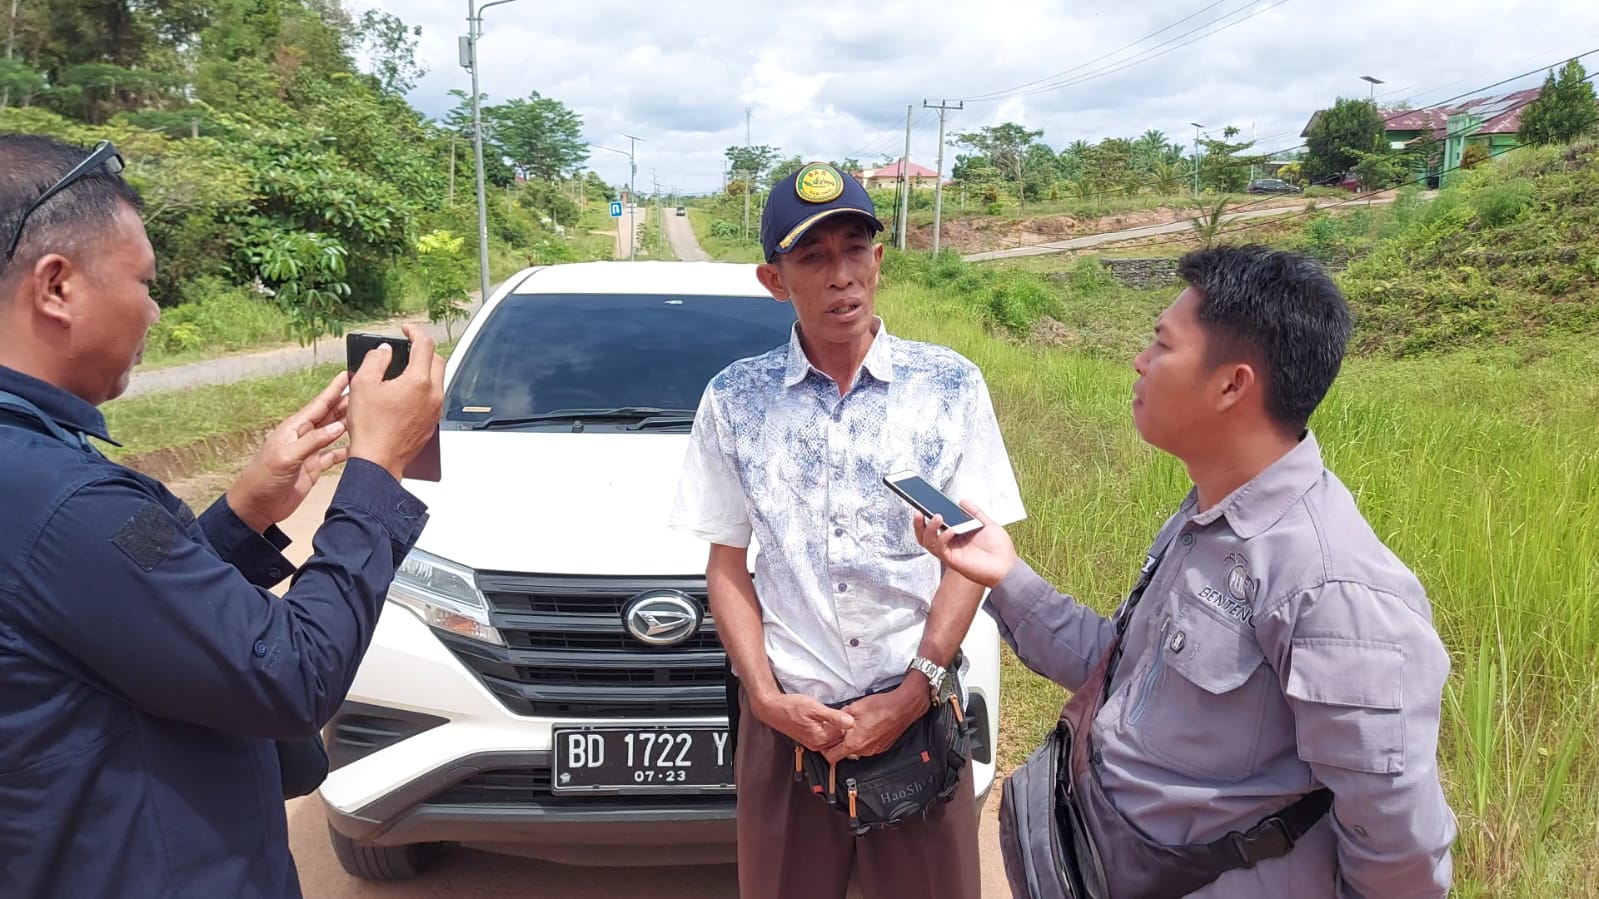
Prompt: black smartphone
<box><xmin>343</xmin><ymin>332</ymin><xmax>441</xmax><ymax>482</ymax></box>
<box><xmin>346</xmin><ymin>332</ymin><xmax>411</xmax><ymax>380</ymax></box>
<box><xmin>883</xmin><ymin>470</ymin><xmax>983</xmax><ymax>535</ymax></box>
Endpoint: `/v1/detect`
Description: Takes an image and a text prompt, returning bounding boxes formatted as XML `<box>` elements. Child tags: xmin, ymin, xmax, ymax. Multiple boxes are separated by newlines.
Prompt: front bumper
<box><xmin>321</xmin><ymin>597</ymin><xmax>999</xmax><ymax>865</ymax></box>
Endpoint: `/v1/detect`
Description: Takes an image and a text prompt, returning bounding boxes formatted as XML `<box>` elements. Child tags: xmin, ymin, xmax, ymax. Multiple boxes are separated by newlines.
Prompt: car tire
<box><xmin>327</xmin><ymin>821</ymin><xmax>443</xmax><ymax>881</ymax></box>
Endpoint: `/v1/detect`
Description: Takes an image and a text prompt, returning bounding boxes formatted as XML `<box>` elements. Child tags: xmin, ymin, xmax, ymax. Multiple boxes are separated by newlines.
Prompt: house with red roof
<box><xmin>1301</xmin><ymin>86</ymin><xmax>1543</xmax><ymax>186</ymax></box>
<box><xmin>854</xmin><ymin>158</ymin><xmax>942</xmax><ymax>190</ymax></box>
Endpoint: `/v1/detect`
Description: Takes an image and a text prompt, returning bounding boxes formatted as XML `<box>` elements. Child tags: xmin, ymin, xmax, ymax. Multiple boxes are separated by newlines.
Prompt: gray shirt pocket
<box><xmin>1126</xmin><ymin>600</ymin><xmax>1278</xmax><ymax>783</ymax></box>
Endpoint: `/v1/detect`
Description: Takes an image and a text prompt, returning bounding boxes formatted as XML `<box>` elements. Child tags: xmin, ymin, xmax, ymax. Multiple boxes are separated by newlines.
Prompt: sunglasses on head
<box><xmin>3</xmin><ymin>140</ymin><xmax>126</xmax><ymax>263</ymax></box>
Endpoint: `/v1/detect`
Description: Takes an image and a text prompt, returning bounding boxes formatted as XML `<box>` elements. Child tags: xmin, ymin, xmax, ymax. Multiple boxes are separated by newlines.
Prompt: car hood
<box><xmin>401</xmin><ymin>430</ymin><xmax>724</xmax><ymax>576</ymax></box>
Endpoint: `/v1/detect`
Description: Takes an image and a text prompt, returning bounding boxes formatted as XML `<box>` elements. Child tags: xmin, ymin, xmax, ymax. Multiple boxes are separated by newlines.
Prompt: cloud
<box><xmin>362</xmin><ymin>0</ymin><xmax>1599</xmax><ymax>193</ymax></box>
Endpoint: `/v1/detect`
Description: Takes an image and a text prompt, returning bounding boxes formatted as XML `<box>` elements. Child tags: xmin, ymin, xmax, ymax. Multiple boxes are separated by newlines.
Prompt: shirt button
<box><xmin>834</xmin><ymin>528</ymin><xmax>844</xmax><ymax>537</ymax></box>
<box><xmin>253</xmin><ymin>641</ymin><xmax>268</xmax><ymax>658</ymax></box>
<box><xmin>1170</xmin><ymin>631</ymin><xmax>1186</xmax><ymax>653</ymax></box>
<box><xmin>837</xmin><ymin>583</ymin><xmax>848</xmax><ymax>593</ymax></box>
<box><xmin>849</xmin><ymin>638</ymin><xmax>860</xmax><ymax>647</ymax></box>
<box><xmin>267</xmin><ymin>567</ymin><xmax>283</xmax><ymax>581</ymax></box>
<box><xmin>1180</xmin><ymin>533</ymin><xmax>1195</xmax><ymax>547</ymax></box>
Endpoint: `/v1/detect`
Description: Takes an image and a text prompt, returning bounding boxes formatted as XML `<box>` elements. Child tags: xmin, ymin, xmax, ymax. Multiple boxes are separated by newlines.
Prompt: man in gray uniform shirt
<box><xmin>916</xmin><ymin>246</ymin><xmax>1455</xmax><ymax>898</ymax></box>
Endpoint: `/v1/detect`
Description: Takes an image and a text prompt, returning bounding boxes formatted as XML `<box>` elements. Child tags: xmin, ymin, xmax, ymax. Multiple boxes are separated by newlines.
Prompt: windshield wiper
<box><xmin>464</xmin><ymin>407</ymin><xmax>695</xmax><ymax>430</ymax></box>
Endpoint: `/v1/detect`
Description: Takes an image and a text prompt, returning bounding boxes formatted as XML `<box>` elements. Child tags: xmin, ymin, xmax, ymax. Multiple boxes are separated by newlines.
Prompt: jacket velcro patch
<box><xmin>112</xmin><ymin>502</ymin><xmax>179</xmax><ymax>571</ymax></box>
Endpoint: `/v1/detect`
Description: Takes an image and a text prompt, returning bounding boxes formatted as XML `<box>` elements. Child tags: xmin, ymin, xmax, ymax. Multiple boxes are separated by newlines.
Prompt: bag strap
<box><xmin>0</xmin><ymin>390</ymin><xmax>103</xmax><ymax>456</ymax></box>
<box><xmin>1099</xmin><ymin>526</ymin><xmax>1181</xmax><ymax>704</ymax></box>
<box><xmin>1207</xmin><ymin>786</ymin><xmax>1334</xmax><ymax>870</ymax></box>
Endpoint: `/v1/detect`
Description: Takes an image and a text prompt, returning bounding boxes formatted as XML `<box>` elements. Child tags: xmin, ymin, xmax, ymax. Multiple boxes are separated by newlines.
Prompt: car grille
<box><xmin>440</xmin><ymin>574</ymin><xmax>727</xmax><ymax>719</ymax></box>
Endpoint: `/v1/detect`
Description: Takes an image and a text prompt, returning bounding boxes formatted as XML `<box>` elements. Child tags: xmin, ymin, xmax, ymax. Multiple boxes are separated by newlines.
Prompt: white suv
<box><xmin>321</xmin><ymin>261</ymin><xmax>1001</xmax><ymax>879</ymax></box>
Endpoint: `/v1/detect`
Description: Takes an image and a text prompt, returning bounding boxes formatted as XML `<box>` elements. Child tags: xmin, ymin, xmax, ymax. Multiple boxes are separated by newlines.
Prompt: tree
<box><xmin>1198</xmin><ymin>127</ymin><xmax>1264</xmax><ymax>193</ymax></box>
<box><xmin>725</xmin><ymin>144</ymin><xmax>780</xmax><ymax>187</ymax></box>
<box><xmin>953</xmin><ymin>122</ymin><xmax>1045</xmax><ymax>204</ymax></box>
<box><xmin>1349</xmin><ymin>149</ymin><xmax>1409</xmax><ymax>191</ymax></box>
<box><xmin>1519</xmin><ymin>59</ymin><xmax>1599</xmax><ymax>146</ymax></box>
<box><xmin>1305</xmin><ymin>97</ymin><xmax>1386</xmax><ymax>184</ymax></box>
<box><xmin>484</xmin><ymin>91</ymin><xmax>587</xmax><ymax>181</ymax></box>
<box><xmin>767</xmin><ymin>154</ymin><xmax>805</xmax><ymax>190</ymax></box>
<box><xmin>443</xmin><ymin>88</ymin><xmax>514</xmax><ymax>188</ymax></box>
<box><xmin>347</xmin><ymin>8</ymin><xmax>424</xmax><ymax>96</ymax></box>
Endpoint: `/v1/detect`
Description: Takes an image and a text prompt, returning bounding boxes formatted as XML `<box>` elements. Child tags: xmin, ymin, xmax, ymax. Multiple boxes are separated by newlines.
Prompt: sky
<box><xmin>361</xmin><ymin>0</ymin><xmax>1599</xmax><ymax>196</ymax></box>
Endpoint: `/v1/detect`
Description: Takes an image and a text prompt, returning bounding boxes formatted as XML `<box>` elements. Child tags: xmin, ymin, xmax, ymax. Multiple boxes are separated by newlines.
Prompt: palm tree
<box><xmin>1190</xmin><ymin>194</ymin><xmax>1232</xmax><ymax>248</ymax></box>
<box><xmin>1152</xmin><ymin>161</ymin><xmax>1184</xmax><ymax>196</ymax></box>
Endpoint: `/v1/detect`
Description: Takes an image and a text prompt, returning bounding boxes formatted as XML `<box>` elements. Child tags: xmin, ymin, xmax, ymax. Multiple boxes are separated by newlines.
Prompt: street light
<box><xmin>1361</xmin><ymin>75</ymin><xmax>1384</xmax><ymax>100</ymax></box>
<box><xmin>593</xmin><ymin>139</ymin><xmax>643</xmax><ymax>261</ymax></box>
<box><xmin>1189</xmin><ymin>122</ymin><xmax>1205</xmax><ymax>196</ymax></box>
<box><xmin>623</xmin><ymin>134</ymin><xmax>644</xmax><ymax>262</ymax></box>
<box><xmin>461</xmin><ymin>0</ymin><xmax>522</xmax><ymax>303</ymax></box>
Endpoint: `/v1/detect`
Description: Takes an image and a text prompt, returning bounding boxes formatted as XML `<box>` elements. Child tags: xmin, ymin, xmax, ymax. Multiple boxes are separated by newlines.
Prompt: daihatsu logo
<box><xmin>622</xmin><ymin>591</ymin><xmax>702</xmax><ymax>646</ymax></box>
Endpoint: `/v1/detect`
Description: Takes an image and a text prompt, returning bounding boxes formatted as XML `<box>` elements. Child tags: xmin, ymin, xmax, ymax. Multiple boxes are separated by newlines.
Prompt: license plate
<box><xmin>552</xmin><ymin>725</ymin><xmax>734</xmax><ymax>794</ymax></box>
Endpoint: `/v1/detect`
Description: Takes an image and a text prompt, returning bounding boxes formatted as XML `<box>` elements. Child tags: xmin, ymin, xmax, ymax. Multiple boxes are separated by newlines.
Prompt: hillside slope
<box><xmin>1343</xmin><ymin>142</ymin><xmax>1599</xmax><ymax>355</ymax></box>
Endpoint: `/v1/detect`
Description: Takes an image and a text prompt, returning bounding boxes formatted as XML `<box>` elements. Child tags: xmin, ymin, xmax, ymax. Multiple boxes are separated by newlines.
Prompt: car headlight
<box><xmin>388</xmin><ymin>549</ymin><xmax>504</xmax><ymax>646</ymax></box>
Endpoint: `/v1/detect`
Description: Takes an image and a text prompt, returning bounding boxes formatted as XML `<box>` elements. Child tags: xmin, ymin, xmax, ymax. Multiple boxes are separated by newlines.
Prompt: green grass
<box><xmin>875</xmin><ymin>280</ymin><xmax>1599</xmax><ymax>897</ymax></box>
<box><xmin>688</xmin><ymin>208</ymin><xmax>764</xmax><ymax>264</ymax></box>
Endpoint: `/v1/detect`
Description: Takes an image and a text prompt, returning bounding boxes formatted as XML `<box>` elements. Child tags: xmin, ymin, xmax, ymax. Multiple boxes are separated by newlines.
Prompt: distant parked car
<box><xmin>675</xmin><ymin>206</ymin><xmax>686</xmax><ymax>216</ymax></box>
<box><xmin>1246</xmin><ymin>178</ymin><xmax>1303</xmax><ymax>195</ymax></box>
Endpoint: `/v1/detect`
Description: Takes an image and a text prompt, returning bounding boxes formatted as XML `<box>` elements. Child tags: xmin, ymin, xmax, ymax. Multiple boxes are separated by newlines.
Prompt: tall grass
<box><xmin>876</xmin><ymin>280</ymin><xmax>1599</xmax><ymax>898</ymax></box>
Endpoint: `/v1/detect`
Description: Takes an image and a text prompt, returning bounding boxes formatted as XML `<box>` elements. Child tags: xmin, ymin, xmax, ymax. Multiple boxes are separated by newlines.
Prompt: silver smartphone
<box><xmin>882</xmin><ymin>470</ymin><xmax>984</xmax><ymax>536</ymax></box>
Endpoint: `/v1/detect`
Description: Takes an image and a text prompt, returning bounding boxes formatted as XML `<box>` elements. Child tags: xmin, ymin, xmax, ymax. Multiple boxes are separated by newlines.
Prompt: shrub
<box><xmin>146</xmin><ymin>276</ymin><xmax>288</xmax><ymax>358</ymax></box>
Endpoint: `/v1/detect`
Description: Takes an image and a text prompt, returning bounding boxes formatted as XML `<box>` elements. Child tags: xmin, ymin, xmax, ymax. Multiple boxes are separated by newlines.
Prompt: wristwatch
<box><xmin>908</xmin><ymin>657</ymin><xmax>947</xmax><ymax>707</ymax></box>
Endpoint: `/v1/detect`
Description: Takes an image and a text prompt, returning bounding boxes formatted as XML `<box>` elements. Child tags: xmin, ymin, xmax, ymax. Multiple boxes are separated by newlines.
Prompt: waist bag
<box><xmin>795</xmin><ymin>666</ymin><xmax>973</xmax><ymax>835</ymax></box>
<box><xmin>0</xmin><ymin>390</ymin><xmax>330</xmax><ymax>802</ymax></box>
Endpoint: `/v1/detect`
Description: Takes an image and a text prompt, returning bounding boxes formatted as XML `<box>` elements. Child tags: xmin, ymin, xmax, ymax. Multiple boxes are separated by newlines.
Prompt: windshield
<box><xmin>444</xmin><ymin>292</ymin><xmax>795</xmax><ymax>428</ymax></box>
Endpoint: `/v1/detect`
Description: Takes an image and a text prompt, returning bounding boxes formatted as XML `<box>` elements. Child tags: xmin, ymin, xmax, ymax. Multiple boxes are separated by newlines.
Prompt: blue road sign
<box><xmin>609</xmin><ymin>201</ymin><xmax>623</xmax><ymax>217</ymax></box>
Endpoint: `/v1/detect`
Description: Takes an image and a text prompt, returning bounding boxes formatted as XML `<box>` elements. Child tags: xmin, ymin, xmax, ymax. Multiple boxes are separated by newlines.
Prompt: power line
<box><xmin>955</xmin><ymin>0</ymin><xmax>1235</xmax><ymax>103</ymax></box>
<box><xmin>966</xmin><ymin>0</ymin><xmax>1291</xmax><ymax>105</ymax></box>
<box><xmin>988</xmin><ymin>0</ymin><xmax>1293</xmax><ymax>103</ymax></box>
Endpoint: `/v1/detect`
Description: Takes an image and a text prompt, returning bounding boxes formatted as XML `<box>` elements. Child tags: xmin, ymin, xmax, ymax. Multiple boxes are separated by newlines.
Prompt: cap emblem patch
<box><xmin>796</xmin><ymin>163</ymin><xmax>844</xmax><ymax>204</ymax></box>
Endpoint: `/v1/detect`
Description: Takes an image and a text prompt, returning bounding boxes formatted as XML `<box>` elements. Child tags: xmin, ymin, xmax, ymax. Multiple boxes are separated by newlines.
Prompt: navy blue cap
<box><xmin>759</xmin><ymin>163</ymin><xmax>883</xmax><ymax>261</ymax></box>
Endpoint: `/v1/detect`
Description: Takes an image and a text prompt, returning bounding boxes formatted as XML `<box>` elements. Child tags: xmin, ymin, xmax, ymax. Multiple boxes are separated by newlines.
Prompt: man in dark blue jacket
<box><xmin>0</xmin><ymin>135</ymin><xmax>445</xmax><ymax>896</ymax></box>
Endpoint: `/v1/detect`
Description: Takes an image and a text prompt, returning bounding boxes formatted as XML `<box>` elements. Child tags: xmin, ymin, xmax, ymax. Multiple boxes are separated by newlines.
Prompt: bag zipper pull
<box><xmin>793</xmin><ymin>745</ymin><xmax>803</xmax><ymax>782</ymax></box>
<box><xmin>847</xmin><ymin>777</ymin><xmax>860</xmax><ymax>830</ymax></box>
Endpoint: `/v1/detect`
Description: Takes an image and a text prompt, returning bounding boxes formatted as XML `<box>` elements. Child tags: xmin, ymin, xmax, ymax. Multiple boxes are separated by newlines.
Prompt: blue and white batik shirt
<box><xmin>669</xmin><ymin>319</ymin><xmax>1025</xmax><ymax>704</ymax></box>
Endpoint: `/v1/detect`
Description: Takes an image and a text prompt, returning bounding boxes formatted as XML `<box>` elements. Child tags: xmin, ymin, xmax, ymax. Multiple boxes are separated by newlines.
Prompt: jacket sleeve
<box><xmin>984</xmin><ymin>560</ymin><xmax>1115</xmax><ymax>692</ymax></box>
<box><xmin>1257</xmin><ymin>579</ymin><xmax>1456</xmax><ymax>899</ymax></box>
<box><xmin>196</xmin><ymin>494</ymin><xmax>295</xmax><ymax>588</ymax></box>
<box><xmin>14</xmin><ymin>459</ymin><xmax>428</xmax><ymax>740</ymax></box>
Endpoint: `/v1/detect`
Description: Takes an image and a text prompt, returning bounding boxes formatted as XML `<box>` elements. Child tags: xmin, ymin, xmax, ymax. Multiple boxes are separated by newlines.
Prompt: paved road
<box><xmin>664</xmin><ymin>209</ymin><xmax>711</xmax><ymax>261</ymax></box>
<box><xmin>962</xmin><ymin>196</ymin><xmax>1395</xmax><ymax>262</ymax></box>
<box><xmin>275</xmin><ymin>473</ymin><xmax>1013</xmax><ymax>897</ymax></box>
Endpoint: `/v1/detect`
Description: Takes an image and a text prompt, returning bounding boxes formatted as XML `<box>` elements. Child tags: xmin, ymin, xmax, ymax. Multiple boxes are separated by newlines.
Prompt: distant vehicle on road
<box><xmin>675</xmin><ymin>206</ymin><xmax>686</xmax><ymax>216</ymax></box>
<box><xmin>1246</xmin><ymin>178</ymin><xmax>1303</xmax><ymax>195</ymax></box>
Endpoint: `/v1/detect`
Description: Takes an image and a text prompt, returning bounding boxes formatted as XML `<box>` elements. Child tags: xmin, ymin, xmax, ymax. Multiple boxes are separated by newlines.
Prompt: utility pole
<box><xmin>624</xmin><ymin>133</ymin><xmax>643</xmax><ymax>261</ymax></box>
<box><xmin>652</xmin><ymin>168</ymin><xmax>663</xmax><ymax>256</ymax></box>
<box><xmin>1189</xmin><ymin>122</ymin><xmax>1204</xmax><ymax>197</ymax></box>
<box><xmin>897</xmin><ymin>105</ymin><xmax>912</xmax><ymax>251</ymax></box>
<box><xmin>924</xmin><ymin>99</ymin><xmax>962</xmax><ymax>258</ymax></box>
<box><xmin>448</xmin><ymin>135</ymin><xmax>456</xmax><ymax>206</ymax></box>
<box><xmin>742</xmin><ymin>106</ymin><xmax>752</xmax><ymax>239</ymax></box>
<box><xmin>462</xmin><ymin>0</ymin><xmax>522</xmax><ymax>303</ymax></box>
